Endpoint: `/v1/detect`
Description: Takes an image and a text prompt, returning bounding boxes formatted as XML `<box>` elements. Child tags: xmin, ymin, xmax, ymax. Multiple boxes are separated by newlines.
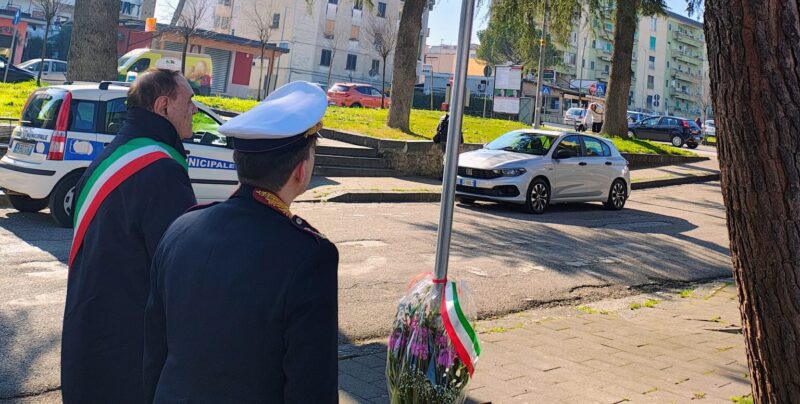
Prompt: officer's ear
<box><xmin>153</xmin><ymin>95</ymin><xmax>170</xmax><ymax>118</ymax></box>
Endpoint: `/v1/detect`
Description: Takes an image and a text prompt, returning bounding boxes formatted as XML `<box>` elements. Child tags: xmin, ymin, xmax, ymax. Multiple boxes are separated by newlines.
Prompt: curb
<box><xmin>631</xmin><ymin>173</ymin><xmax>720</xmax><ymax>190</ymax></box>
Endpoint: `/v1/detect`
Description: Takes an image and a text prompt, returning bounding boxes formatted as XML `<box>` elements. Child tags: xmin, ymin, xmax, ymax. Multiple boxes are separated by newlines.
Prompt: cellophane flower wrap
<box><xmin>386</xmin><ymin>274</ymin><xmax>480</xmax><ymax>404</ymax></box>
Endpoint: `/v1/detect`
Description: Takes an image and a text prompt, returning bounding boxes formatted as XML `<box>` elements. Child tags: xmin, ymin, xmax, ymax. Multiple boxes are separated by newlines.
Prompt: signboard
<box><xmin>542</xmin><ymin>69</ymin><xmax>555</xmax><ymax>81</ymax></box>
<box><xmin>13</xmin><ymin>9</ymin><xmax>21</xmax><ymax>25</ymax></box>
<box><xmin>542</xmin><ymin>85</ymin><xmax>551</xmax><ymax>96</ymax></box>
<box><xmin>493</xmin><ymin>65</ymin><xmax>523</xmax><ymax>114</ymax></box>
<box><xmin>594</xmin><ymin>83</ymin><xmax>606</xmax><ymax>97</ymax></box>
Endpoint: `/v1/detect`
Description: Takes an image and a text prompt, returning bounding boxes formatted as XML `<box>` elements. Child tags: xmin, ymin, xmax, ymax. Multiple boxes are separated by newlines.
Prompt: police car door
<box><xmin>184</xmin><ymin>108</ymin><xmax>238</xmax><ymax>202</ymax></box>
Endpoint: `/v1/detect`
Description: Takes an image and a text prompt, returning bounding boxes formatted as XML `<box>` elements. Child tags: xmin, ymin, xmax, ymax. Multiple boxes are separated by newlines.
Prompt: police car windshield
<box><xmin>21</xmin><ymin>89</ymin><xmax>67</xmax><ymax>129</ymax></box>
<box><xmin>485</xmin><ymin>131</ymin><xmax>556</xmax><ymax>156</ymax></box>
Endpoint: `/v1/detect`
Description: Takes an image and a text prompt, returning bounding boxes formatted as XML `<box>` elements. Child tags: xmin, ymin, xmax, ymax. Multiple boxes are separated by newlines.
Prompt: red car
<box><xmin>326</xmin><ymin>83</ymin><xmax>391</xmax><ymax>108</ymax></box>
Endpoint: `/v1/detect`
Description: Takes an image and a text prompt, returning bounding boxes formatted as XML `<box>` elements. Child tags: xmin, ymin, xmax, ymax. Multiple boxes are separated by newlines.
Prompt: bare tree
<box><xmin>170</xmin><ymin>0</ymin><xmax>212</xmax><ymax>74</ymax></box>
<box><xmin>695</xmin><ymin>65</ymin><xmax>712</xmax><ymax>124</ymax></box>
<box><xmin>323</xmin><ymin>22</ymin><xmax>348</xmax><ymax>90</ymax></box>
<box><xmin>364</xmin><ymin>14</ymin><xmax>397</xmax><ymax>108</ymax></box>
<box><xmin>250</xmin><ymin>5</ymin><xmax>276</xmax><ymax>100</ymax></box>
<box><xmin>67</xmin><ymin>0</ymin><xmax>119</xmax><ymax>82</ymax></box>
<box><xmin>35</xmin><ymin>0</ymin><xmax>65</xmax><ymax>86</ymax></box>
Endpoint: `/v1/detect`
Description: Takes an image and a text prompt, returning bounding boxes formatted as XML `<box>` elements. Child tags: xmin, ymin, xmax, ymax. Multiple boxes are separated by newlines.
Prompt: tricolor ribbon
<box><xmin>440</xmin><ymin>280</ymin><xmax>481</xmax><ymax>376</ymax></box>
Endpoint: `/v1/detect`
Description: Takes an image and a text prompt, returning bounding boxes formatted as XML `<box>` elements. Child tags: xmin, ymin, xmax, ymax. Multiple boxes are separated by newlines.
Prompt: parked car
<box><xmin>0</xmin><ymin>82</ymin><xmax>237</xmax><ymax>227</ymax></box>
<box><xmin>0</xmin><ymin>59</ymin><xmax>36</xmax><ymax>83</ymax></box>
<box><xmin>563</xmin><ymin>107</ymin><xmax>586</xmax><ymax>125</ymax></box>
<box><xmin>455</xmin><ymin>130</ymin><xmax>630</xmax><ymax>214</ymax></box>
<box><xmin>18</xmin><ymin>59</ymin><xmax>68</xmax><ymax>84</ymax></box>
<box><xmin>703</xmin><ymin>120</ymin><xmax>716</xmax><ymax>137</ymax></box>
<box><xmin>326</xmin><ymin>83</ymin><xmax>391</xmax><ymax>108</ymax></box>
<box><xmin>627</xmin><ymin>111</ymin><xmax>652</xmax><ymax>124</ymax></box>
<box><xmin>627</xmin><ymin>116</ymin><xmax>703</xmax><ymax>148</ymax></box>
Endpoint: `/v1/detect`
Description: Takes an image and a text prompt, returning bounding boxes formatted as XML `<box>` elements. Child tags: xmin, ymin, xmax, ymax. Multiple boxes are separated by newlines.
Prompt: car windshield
<box><xmin>118</xmin><ymin>56</ymin><xmax>131</xmax><ymax>68</ymax></box>
<box><xmin>566</xmin><ymin>108</ymin><xmax>582</xmax><ymax>115</ymax></box>
<box><xmin>485</xmin><ymin>131</ymin><xmax>557</xmax><ymax>156</ymax></box>
<box><xmin>330</xmin><ymin>84</ymin><xmax>351</xmax><ymax>92</ymax></box>
<box><xmin>21</xmin><ymin>89</ymin><xmax>67</xmax><ymax>129</ymax></box>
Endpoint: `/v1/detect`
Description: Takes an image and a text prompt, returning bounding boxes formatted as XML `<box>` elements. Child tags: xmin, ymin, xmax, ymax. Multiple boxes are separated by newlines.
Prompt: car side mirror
<box><xmin>555</xmin><ymin>149</ymin><xmax>574</xmax><ymax>159</ymax></box>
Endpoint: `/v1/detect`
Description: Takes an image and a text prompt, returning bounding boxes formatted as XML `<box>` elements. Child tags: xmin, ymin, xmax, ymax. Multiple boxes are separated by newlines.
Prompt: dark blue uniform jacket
<box><xmin>61</xmin><ymin>108</ymin><xmax>197</xmax><ymax>404</ymax></box>
<box><xmin>143</xmin><ymin>184</ymin><xmax>339</xmax><ymax>403</ymax></box>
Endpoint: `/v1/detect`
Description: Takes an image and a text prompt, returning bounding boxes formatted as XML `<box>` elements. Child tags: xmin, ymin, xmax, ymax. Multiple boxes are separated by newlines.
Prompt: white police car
<box><xmin>0</xmin><ymin>82</ymin><xmax>238</xmax><ymax>227</ymax></box>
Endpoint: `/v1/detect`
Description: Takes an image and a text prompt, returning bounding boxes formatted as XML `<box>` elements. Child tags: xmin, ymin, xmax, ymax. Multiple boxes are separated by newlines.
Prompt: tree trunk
<box><xmin>704</xmin><ymin>1</ymin><xmax>800</xmax><ymax>402</ymax></box>
<box><xmin>170</xmin><ymin>0</ymin><xmax>186</xmax><ymax>26</ymax></box>
<box><xmin>602</xmin><ymin>0</ymin><xmax>636</xmax><ymax>136</ymax></box>
<box><xmin>381</xmin><ymin>55</ymin><xmax>387</xmax><ymax>109</ymax></box>
<box><xmin>67</xmin><ymin>0</ymin><xmax>120</xmax><ymax>82</ymax></box>
<box><xmin>37</xmin><ymin>21</ymin><xmax>50</xmax><ymax>86</ymax></box>
<box><xmin>181</xmin><ymin>36</ymin><xmax>189</xmax><ymax>75</ymax></box>
<box><xmin>257</xmin><ymin>45</ymin><xmax>265</xmax><ymax>100</ymax></box>
<box><xmin>326</xmin><ymin>50</ymin><xmax>335</xmax><ymax>90</ymax></box>
<box><xmin>387</xmin><ymin>0</ymin><xmax>426</xmax><ymax>132</ymax></box>
<box><xmin>266</xmin><ymin>53</ymin><xmax>276</xmax><ymax>96</ymax></box>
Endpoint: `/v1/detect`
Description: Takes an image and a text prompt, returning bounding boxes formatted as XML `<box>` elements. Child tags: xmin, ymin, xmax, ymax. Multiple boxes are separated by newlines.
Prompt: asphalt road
<box><xmin>0</xmin><ymin>182</ymin><xmax>731</xmax><ymax>400</ymax></box>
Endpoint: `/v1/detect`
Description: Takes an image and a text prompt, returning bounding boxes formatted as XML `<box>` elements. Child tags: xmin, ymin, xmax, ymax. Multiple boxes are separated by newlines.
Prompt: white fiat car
<box><xmin>455</xmin><ymin>130</ymin><xmax>631</xmax><ymax>213</ymax></box>
<box><xmin>0</xmin><ymin>82</ymin><xmax>238</xmax><ymax>227</ymax></box>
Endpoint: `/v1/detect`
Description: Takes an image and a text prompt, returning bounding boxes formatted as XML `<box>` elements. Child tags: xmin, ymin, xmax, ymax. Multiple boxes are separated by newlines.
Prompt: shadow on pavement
<box><xmin>0</xmin><ymin>310</ymin><xmax>62</xmax><ymax>400</ymax></box>
<box><xmin>0</xmin><ymin>211</ymin><xmax>71</xmax><ymax>264</ymax></box>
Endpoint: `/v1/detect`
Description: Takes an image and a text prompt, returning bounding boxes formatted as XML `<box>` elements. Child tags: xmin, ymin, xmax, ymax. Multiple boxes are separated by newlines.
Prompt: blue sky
<box><xmin>427</xmin><ymin>0</ymin><xmax>699</xmax><ymax>46</ymax></box>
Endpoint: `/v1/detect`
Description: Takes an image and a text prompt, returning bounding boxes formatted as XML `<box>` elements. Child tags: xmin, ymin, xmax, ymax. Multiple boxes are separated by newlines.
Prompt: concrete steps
<box><xmin>313</xmin><ymin>165</ymin><xmax>398</xmax><ymax>177</ymax></box>
<box><xmin>314</xmin><ymin>141</ymin><xmax>396</xmax><ymax>177</ymax></box>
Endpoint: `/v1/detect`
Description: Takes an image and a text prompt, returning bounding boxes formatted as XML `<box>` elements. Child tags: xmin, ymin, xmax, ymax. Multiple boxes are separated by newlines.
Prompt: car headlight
<box><xmin>493</xmin><ymin>168</ymin><xmax>527</xmax><ymax>177</ymax></box>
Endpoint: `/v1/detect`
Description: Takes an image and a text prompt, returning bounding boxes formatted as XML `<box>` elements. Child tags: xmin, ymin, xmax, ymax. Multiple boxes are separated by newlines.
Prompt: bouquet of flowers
<box><xmin>386</xmin><ymin>274</ymin><xmax>480</xmax><ymax>404</ymax></box>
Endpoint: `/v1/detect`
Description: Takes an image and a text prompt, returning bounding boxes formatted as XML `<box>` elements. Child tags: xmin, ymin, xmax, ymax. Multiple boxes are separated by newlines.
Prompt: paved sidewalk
<box><xmin>338</xmin><ymin>280</ymin><xmax>751</xmax><ymax>403</ymax></box>
<box><xmin>300</xmin><ymin>158</ymin><xmax>720</xmax><ymax>203</ymax></box>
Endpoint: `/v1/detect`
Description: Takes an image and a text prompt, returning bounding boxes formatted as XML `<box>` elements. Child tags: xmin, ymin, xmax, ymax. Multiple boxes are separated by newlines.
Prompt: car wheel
<box><xmin>687</xmin><ymin>143</ymin><xmax>699</xmax><ymax>149</ymax></box>
<box><xmin>604</xmin><ymin>179</ymin><xmax>628</xmax><ymax>210</ymax></box>
<box><xmin>456</xmin><ymin>196</ymin><xmax>475</xmax><ymax>205</ymax></box>
<box><xmin>525</xmin><ymin>178</ymin><xmax>550</xmax><ymax>214</ymax></box>
<box><xmin>671</xmin><ymin>135</ymin><xmax>684</xmax><ymax>148</ymax></box>
<box><xmin>350</xmin><ymin>102</ymin><xmax>362</xmax><ymax>108</ymax></box>
<box><xmin>6</xmin><ymin>194</ymin><xmax>49</xmax><ymax>212</ymax></box>
<box><xmin>48</xmin><ymin>171</ymin><xmax>82</xmax><ymax>228</ymax></box>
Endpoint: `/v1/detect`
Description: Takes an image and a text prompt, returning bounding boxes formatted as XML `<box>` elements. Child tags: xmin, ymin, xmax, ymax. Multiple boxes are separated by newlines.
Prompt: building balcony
<box><xmin>670</xmin><ymin>68</ymin><xmax>700</xmax><ymax>83</ymax></box>
<box><xmin>671</xmin><ymin>87</ymin><xmax>698</xmax><ymax>101</ymax></box>
<box><xmin>598</xmin><ymin>53</ymin><xmax>612</xmax><ymax>62</ymax></box>
<box><xmin>672</xmin><ymin>50</ymin><xmax>703</xmax><ymax>66</ymax></box>
<box><xmin>673</xmin><ymin>30</ymin><xmax>703</xmax><ymax>47</ymax></box>
<box><xmin>596</xmin><ymin>70</ymin><xmax>610</xmax><ymax>80</ymax></box>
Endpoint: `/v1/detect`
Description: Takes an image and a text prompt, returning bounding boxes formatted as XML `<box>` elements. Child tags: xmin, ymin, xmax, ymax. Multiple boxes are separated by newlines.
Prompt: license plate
<box><xmin>458</xmin><ymin>178</ymin><xmax>477</xmax><ymax>187</ymax></box>
<box><xmin>12</xmin><ymin>141</ymin><xmax>34</xmax><ymax>156</ymax></box>
<box><xmin>328</xmin><ymin>101</ymin><xmax>337</xmax><ymax>106</ymax></box>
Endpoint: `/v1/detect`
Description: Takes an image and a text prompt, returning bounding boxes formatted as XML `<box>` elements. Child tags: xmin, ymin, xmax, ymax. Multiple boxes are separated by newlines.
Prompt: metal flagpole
<box><xmin>433</xmin><ymin>0</ymin><xmax>475</xmax><ymax>281</ymax></box>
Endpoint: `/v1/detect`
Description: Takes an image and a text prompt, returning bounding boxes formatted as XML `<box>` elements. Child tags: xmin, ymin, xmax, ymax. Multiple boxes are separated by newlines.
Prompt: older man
<box><xmin>61</xmin><ymin>69</ymin><xmax>197</xmax><ymax>403</ymax></box>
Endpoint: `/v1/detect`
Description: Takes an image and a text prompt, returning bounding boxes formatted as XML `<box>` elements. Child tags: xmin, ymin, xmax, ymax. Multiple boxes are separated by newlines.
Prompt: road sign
<box><xmin>654</xmin><ymin>101</ymin><xmax>660</xmax><ymax>107</ymax></box>
<box><xmin>654</xmin><ymin>94</ymin><xmax>661</xmax><ymax>101</ymax></box>
<box><xmin>542</xmin><ymin>85</ymin><xmax>551</xmax><ymax>96</ymax></box>
<box><xmin>483</xmin><ymin>65</ymin><xmax>492</xmax><ymax>77</ymax></box>
<box><xmin>13</xmin><ymin>9</ymin><xmax>20</xmax><ymax>25</ymax></box>
<box><xmin>595</xmin><ymin>83</ymin><xmax>606</xmax><ymax>97</ymax></box>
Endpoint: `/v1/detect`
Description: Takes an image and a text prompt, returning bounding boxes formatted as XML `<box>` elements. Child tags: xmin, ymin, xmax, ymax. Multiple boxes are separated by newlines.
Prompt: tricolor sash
<box><xmin>441</xmin><ymin>281</ymin><xmax>481</xmax><ymax>376</ymax></box>
<box><xmin>68</xmin><ymin>137</ymin><xmax>187</xmax><ymax>267</ymax></box>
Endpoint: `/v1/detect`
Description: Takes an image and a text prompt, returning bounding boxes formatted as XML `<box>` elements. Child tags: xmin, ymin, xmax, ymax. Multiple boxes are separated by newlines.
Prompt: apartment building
<box><xmin>554</xmin><ymin>10</ymin><xmax>708</xmax><ymax>119</ymax></box>
<box><xmin>213</xmin><ymin>0</ymin><xmax>431</xmax><ymax>93</ymax></box>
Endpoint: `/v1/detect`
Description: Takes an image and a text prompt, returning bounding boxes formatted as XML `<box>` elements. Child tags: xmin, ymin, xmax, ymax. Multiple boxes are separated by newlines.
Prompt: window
<box><xmin>649</xmin><ymin>36</ymin><xmax>656</xmax><ymax>50</ymax></box>
<box><xmin>271</xmin><ymin>13</ymin><xmax>280</xmax><ymax>28</ymax></box>
<box><xmin>353</xmin><ymin>0</ymin><xmax>363</xmax><ymax>10</ymax></box>
<box><xmin>605</xmin><ymin>23</ymin><xmax>613</xmax><ymax>32</ymax></box>
<box><xmin>569</xmin><ymin>32</ymin><xmax>577</xmax><ymax>45</ymax></box>
<box><xmin>647</xmin><ymin>75</ymin><xmax>655</xmax><ymax>89</ymax></box>
<box><xmin>328</xmin><ymin>0</ymin><xmax>338</xmax><ymax>4</ymax></box>
<box><xmin>346</xmin><ymin>54</ymin><xmax>357</xmax><ymax>70</ymax></box>
<box><xmin>320</xmin><ymin>49</ymin><xmax>332</xmax><ymax>67</ymax></box>
<box><xmin>582</xmin><ymin>137</ymin><xmax>609</xmax><ymax>157</ymax></box>
<box><xmin>646</xmin><ymin>95</ymin><xmax>653</xmax><ymax>108</ymax></box>
<box><xmin>650</xmin><ymin>17</ymin><xmax>657</xmax><ymax>31</ymax></box>
<box><xmin>582</xmin><ymin>59</ymin><xmax>585</xmax><ymax>68</ymax></box>
<box><xmin>370</xmin><ymin>88</ymin><xmax>383</xmax><ymax>97</ymax></box>
<box><xmin>356</xmin><ymin>86</ymin><xmax>371</xmax><ymax>95</ymax></box>
<box><xmin>69</xmin><ymin>101</ymin><xmax>97</xmax><ymax>132</ymax></box>
<box><xmin>350</xmin><ymin>25</ymin><xmax>360</xmax><ymax>40</ymax></box>
<box><xmin>590</xmin><ymin>61</ymin><xmax>595</xmax><ymax>70</ymax></box>
<box><xmin>641</xmin><ymin>117</ymin><xmax>659</xmax><ymax>126</ymax></box>
<box><xmin>188</xmin><ymin>111</ymin><xmax>227</xmax><ymax>147</ymax></box>
<box><xmin>324</xmin><ymin>19</ymin><xmax>335</xmax><ymax>38</ymax></box>
<box><xmin>628</xmin><ymin>91</ymin><xmax>634</xmax><ymax>106</ymax></box>
<box><xmin>377</xmin><ymin>2</ymin><xmax>386</xmax><ymax>17</ymax></box>
<box><xmin>604</xmin><ymin>64</ymin><xmax>609</xmax><ymax>73</ymax></box>
<box><xmin>371</xmin><ymin>59</ymin><xmax>380</xmax><ymax>73</ymax></box>
<box><xmin>666</xmin><ymin>61</ymin><xmax>670</xmax><ymax>68</ymax></box>
<box><xmin>53</xmin><ymin>62</ymin><xmax>67</xmax><ymax>73</ymax></box>
<box><xmin>668</xmin><ymin>23</ymin><xmax>672</xmax><ymax>31</ymax></box>
<box><xmin>104</xmin><ymin>98</ymin><xmax>127</xmax><ymax>134</ymax></box>
<box><xmin>23</xmin><ymin>61</ymin><xmax>40</xmax><ymax>72</ymax></box>
<box><xmin>555</xmin><ymin>135</ymin><xmax>582</xmax><ymax>158</ymax></box>
<box><xmin>648</xmin><ymin>56</ymin><xmax>655</xmax><ymax>69</ymax></box>
<box><xmin>563</xmin><ymin>52</ymin><xmax>576</xmax><ymax>66</ymax></box>
<box><xmin>128</xmin><ymin>58</ymin><xmax>150</xmax><ymax>73</ymax></box>
<box><xmin>592</xmin><ymin>40</ymin><xmax>596</xmax><ymax>48</ymax></box>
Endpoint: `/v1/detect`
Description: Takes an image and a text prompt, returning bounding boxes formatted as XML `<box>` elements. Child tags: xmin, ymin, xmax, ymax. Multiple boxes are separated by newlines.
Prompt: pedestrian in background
<box><xmin>61</xmin><ymin>69</ymin><xmax>197</xmax><ymax>404</ymax></box>
<box><xmin>588</xmin><ymin>103</ymin><xmax>605</xmax><ymax>133</ymax></box>
<box><xmin>143</xmin><ymin>81</ymin><xmax>339</xmax><ymax>403</ymax></box>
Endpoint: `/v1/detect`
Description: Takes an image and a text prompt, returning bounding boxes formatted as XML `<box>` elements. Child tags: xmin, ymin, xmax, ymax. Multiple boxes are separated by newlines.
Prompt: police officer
<box><xmin>143</xmin><ymin>81</ymin><xmax>339</xmax><ymax>403</ymax></box>
<box><xmin>61</xmin><ymin>69</ymin><xmax>197</xmax><ymax>404</ymax></box>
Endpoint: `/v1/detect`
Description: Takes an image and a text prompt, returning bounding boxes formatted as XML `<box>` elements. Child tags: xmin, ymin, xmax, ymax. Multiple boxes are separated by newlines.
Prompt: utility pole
<box><xmin>533</xmin><ymin>0</ymin><xmax>549</xmax><ymax>128</ymax></box>
<box><xmin>576</xmin><ymin>5</ymin><xmax>588</xmax><ymax>108</ymax></box>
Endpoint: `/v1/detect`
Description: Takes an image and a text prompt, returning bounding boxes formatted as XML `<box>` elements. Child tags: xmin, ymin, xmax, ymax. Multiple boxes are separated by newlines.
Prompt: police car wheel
<box><xmin>48</xmin><ymin>171</ymin><xmax>82</xmax><ymax>228</ymax></box>
<box><xmin>6</xmin><ymin>194</ymin><xmax>49</xmax><ymax>212</ymax></box>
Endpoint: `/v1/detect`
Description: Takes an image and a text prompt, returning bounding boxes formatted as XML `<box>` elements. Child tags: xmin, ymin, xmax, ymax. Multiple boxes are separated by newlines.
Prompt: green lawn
<box><xmin>0</xmin><ymin>83</ymin><xmax>693</xmax><ymax>156</ymax></box>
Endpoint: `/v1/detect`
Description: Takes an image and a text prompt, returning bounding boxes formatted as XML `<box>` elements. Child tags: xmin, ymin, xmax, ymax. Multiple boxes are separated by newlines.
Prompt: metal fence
<box><xmin>411</xmin><ymin>89</ymin><xmax>496</xmax><ymax>118</ymax></box>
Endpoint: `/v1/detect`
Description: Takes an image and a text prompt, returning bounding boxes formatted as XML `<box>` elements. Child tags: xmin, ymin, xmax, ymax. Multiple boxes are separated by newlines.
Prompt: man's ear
<box><xmin>152</xmin><ymin>95</ymin><xmax>170</xmax><ymax>117</ymax></box>
<box><xmin>293</xmin><ymin>158</ymin><xmax>309</xmax><ymax>184</ymax></box>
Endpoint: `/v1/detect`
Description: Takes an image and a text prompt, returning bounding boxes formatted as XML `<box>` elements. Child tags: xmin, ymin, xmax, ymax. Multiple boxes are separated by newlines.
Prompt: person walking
<box><xmin>143</xmin><ymin>81</ymin><xmax>339</xmax><ymax>403</ymax></box>
<box><xmin>589</xmin><ymin>103</ymin><xmax>605</xmax><ymax>133</ymax></box>
<box><xmin>61</xmin><ymin>69</ymin><xmax>198</xmax><ymax>404</ymax></box>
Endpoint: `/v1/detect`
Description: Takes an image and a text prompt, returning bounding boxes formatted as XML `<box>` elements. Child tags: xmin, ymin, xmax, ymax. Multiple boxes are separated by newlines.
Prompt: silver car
<box><xmin>455</xmin><ymin>130</ymin><xmax>631</xmax><ymax>214</ymax></box>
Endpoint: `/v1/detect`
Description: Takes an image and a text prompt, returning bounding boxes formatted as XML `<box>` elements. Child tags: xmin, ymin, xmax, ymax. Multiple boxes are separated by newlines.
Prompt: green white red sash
<box><xmin>68</xmin><ymin>137</ymin><xmax>187</xmax><ymax>267</ymax></box>
<box><xmin>441</xmin><ymin>281</ymin><xmax>481</xmax><ymax>376</ymax></box>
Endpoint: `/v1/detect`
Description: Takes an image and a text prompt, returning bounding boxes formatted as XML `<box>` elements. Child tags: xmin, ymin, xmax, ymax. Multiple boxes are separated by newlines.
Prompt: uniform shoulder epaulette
<box><xmin>186</xmin><ymin>202</ymin><xmax>220</xmax><ymax>212</ymax></box>
<box><xmin>290</xmin><ymin>215</ymin><xmax>327</xmax><ymax>241</ymax></box>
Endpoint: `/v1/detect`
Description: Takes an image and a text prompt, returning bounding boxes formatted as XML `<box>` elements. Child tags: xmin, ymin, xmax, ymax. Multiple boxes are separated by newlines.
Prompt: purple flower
<box><xmin>408</xmin><ymin>327</ymin><xmax>430</xmax><ymax>360</ymax></box>
<box><xmin>437</xmin><ymin>348</ymin><xmax>456</xmax><ymax>368</ymax></box>
<box><xmin>437</xmin><ymin>334</ymin><xmax>449</xmax><ymax>349</ymax></box>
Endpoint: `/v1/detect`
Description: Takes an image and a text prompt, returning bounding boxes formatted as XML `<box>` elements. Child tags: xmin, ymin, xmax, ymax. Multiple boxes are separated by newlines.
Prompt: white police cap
<box><xmin>218</xmin><ymin>81</ymin><xmax>327</xmax><ymax>152</ymax></box>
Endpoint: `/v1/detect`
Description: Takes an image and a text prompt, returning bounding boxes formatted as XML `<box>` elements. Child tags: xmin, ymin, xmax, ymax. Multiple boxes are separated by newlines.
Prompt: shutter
<box><xmin>204</xmin><ymin>47</ymin><xmax>231</xmax><ymax>94</ymax></box>
<box><xmin>163</xmin><ymin>41</ymin><xmax>184</xmax><ymax>52</ymax></box>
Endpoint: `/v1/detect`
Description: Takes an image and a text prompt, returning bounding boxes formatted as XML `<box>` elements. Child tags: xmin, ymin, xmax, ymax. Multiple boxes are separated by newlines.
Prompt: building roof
<box><xmin>666</xmin><ymin>11</ymin><xmax>703</xmax><ymax>29</ymax></box>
